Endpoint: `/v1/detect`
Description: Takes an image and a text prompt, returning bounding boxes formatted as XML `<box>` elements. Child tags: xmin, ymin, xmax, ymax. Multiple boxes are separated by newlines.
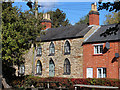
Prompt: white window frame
<box><xmin>19</xmin><ymin>65</ymin><xmax>25</xmax><ymax>75</ymax></box>
<box><xmin>93</xmin><ymin>44</ymin><xmax>103</xmax><ymax>54</ymax></box>
<box><xmin>97</xmin><ymin>68</ymin><xmax>106</xmax><ymax>78</ymax></box>
<box><xmin>49</xmin><ymin>42</ymin><xmax>55</xmax><ymax>55</ymax></box>
<box><xmin>37</xmin><ymin>47</ymin><xmax>42</xmax><ymax>56</ymax></box>
<box><xmin>87</xmin><ymin>68</ymin><xmax>93</xmax><ymax>78</ymax></box>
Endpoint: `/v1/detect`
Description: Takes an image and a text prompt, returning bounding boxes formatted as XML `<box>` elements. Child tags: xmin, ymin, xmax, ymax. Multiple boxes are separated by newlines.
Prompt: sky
<box><xmin>12</xmin><ymin>1</ymin><xmax>112</xmax><ymax>25</ymax></box>
<box><xmin>11</xmin><ymin>0</ymin><xmax>117</xmax><ymax>2</ymax></box>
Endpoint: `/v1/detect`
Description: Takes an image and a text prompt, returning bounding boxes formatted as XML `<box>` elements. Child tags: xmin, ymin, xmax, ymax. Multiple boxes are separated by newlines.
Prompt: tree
<box><xmin>104</xmin><ymin>11</ymin><xmax>120</xmax><ymax>25</ymax></box>
<box><xmin>48</xmin><ymin>9</ymin><xmax>70</xmax><ymax>28</ymax></box>
<box><xmin>75</xmin><ymin>14</ymin><xmax>89</xmax><ymax>25</ymax></box>
<box><xmin>26</xmin><ymin>1</ymin><xmax>70</xmax><ymax>28</ymax></box>
<box><xmin>98</xmin><ymin>1</ymin><xmax>120</xmax><ymax>37</ymax></box>
<box><xmin>2</xmin><ymin>2</ymin><xmax>42</xmax><ymax>79</ymax></box>
<box><xmin>98</xmin><ymin>1</ymin><xmax>120</xmax><ymax>12</ymax></box>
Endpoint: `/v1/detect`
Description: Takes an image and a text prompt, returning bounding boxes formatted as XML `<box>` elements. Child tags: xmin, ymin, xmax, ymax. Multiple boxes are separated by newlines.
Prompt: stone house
<box><xmin>16</xmin><ymin>3</ymin><xmax>119</xmax><ymax>79</ymax></box>
<box><xmin>83</xmin><ymin>24</ymin><xmax>120</xmax><ymax>79</ymax></box>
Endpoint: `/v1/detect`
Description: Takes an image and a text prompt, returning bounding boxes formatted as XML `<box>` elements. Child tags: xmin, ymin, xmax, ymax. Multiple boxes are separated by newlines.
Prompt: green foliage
<box><xmin>104</xmin><ymin>11</ymin><xmax>120</xmax><ymax>25</ymax></box>
<box><xmin>76</xmin><ymin>14</ymin><xmax>89</xmax><ymax>25</ymax></box>
<box><xmin>11</xmin><ymin>76</ymin><xmax>120</xmax><ymax>89</ymax></box>
<box><xmin>48</xmin><ymin>9</ymin><xmax>70</xmax><ymax>28</ymax></box>
<box><xmin>72</xmin><ymin>78</ymin><xmax>120</xmax><ymax>87</ymax></box>
<box><xmin>2</xmin><ymin>2</ymin><xmax>41</xmax><ymax>66</ymax></box>
<box><xmin>98</xmin><ymin>1</ymin><xmax>120</xmax><ymax>12</ymax></box>
<box><xmin>98</xmin><ymin>1</ymin><xmax>120</xmax><ymax>36</ymax></box>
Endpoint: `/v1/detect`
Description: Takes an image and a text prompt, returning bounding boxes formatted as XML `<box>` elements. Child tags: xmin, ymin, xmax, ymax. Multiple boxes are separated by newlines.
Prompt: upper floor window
<box><xmin>94</xmin><ymin>44</ymin><xmax>103</xmax><ymax>54</ymax></box>
<box><xmin>19</xmin><ymin>64</ymin><xmax>25</xmax><ymax>75</ymax></box>
<box><xmin>36</xmin><ymin>60</ymin><xmax>42</xmax><ymax>75</ymax></box>
<box><xmin>64</xmin><ymin>58</ymin><xmax>71</xmax><ymax>75</ymax></box>
<box><xmin>64</xmin><ymin>41</ymin><xmax>71</xmax><ymax>55</ymax></box>
<box><xmin>49</xmin><ymin>42</ymin><xmax>55</xmax><ymax>56</ymax></box>
<box><xmin>37</xmin><ymin>45</ymin><xmax>42</xmax><ymax>56</ymax></box>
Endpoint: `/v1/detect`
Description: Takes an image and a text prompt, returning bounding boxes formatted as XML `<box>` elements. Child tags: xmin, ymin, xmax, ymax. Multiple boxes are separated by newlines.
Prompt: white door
<box><xmin>87</xmin><ymin>68</ymin><xmax>93</xmax><ymax>78</ymax></box>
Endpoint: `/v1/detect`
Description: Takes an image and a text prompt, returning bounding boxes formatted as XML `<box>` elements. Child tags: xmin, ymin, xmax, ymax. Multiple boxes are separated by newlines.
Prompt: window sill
<box><xmin>64</xmin><ymin>53</ymin><xmax>70</xmax><ymax>55</ymax></box>
<box><xmin>19</xmin><ymin>73</ymin><xmax>24</xmax><ymax>75</ymax></box>
<box><xmin>35</xmin><ymin>73</ymin><xmax>42</xmax><ymax>75</ymax></box>
<box><xmin>48</xmin><ymin>54</ymin><xmax>55</xmax><ymax>56</ymax></box>
<box><xmin>36</xmin><ymin>55</ymin><xmax>42</xmax><ymax>57</ymax></box>
<box><xmin>93</xmin><ymin>54</ymin><xmax>103</xmax><ymax>56</ymax></box>
<box><xmin>63</xmin><ymin>73</ymin><xmax>70</xmax><ymax>75</ymax></box>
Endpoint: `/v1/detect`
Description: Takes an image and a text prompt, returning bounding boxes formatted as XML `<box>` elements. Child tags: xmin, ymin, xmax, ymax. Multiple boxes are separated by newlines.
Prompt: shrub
<box><xmin>10</xmin><ymin>76</ymin><xmax>120</xmax><ymax>89</ymax></box>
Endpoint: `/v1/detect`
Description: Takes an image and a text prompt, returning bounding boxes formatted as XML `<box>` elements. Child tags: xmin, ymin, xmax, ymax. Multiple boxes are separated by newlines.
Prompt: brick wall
<box><xmin>89</xmin><ymin>14</ymin><xmax>99</xmax><ymax>25</ymax></box>
<box><xmin>41</xmin><ymin>22</ymin><xmax>51</xmax><ymax>30</ymax></box>
<box><xmin>83</xmin><ymin>42</ymin><xmax>119</xmax><ymax>79</ymax></box>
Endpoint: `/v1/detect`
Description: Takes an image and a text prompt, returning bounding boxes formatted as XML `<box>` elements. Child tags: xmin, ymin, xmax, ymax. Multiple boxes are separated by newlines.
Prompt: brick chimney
<box><xmin>89</xmin><ymin>2</ymin><xmax>99</xmax><ymax>25</ymax></box>
<box><xmin>41</xmin><ymin>13</ymin><xmax>52</xmax><ymax>30</ymax></box>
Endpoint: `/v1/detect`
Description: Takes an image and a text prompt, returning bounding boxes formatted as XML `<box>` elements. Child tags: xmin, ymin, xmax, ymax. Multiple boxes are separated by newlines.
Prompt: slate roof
<box><xmin>83</xmin><ymin>24</ymin><xmax>120</xmax><ymax>44</ymax></box>
<box><xmin>36</xmin><ymin>24</ymin><xmax>92</xmax><ymax>42</ymax></box>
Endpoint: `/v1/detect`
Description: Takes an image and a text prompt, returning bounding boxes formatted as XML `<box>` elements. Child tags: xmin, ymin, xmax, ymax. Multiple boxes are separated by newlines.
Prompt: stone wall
<box><xmin>34</xmin><ymin>38</ymin><xmax>84</xmax><ymax>78</ymax></box>
<box><xmin>23</xmin><ymin>25</ymin><xmax>99</xmax><ymax>78</ymax></box>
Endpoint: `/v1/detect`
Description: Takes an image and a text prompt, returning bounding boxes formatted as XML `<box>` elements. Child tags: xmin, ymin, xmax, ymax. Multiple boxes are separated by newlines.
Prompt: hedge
<box><xmin>10</xmin><ymin>76</ymin><xmax>120</xmax><ymax>89</ymax></box>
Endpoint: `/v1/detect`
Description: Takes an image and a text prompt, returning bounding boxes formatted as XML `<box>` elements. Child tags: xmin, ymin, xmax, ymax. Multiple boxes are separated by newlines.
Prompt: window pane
<box><xmin>64</xmin><ymin>59</ymin><xmax>70</xmax><ymax>74</ymax></box>
<box><xmin>64</xmin><ymin>41</ymin><xmax>70</xmax><ymax>54</ymax></box>
<box><xmin>66</xmin><ymin>46</ymin><xmax>69</xmax><ymax>53</ymax></box>
<box><xmin>98</xmin><ymin>69</ymin><xmax>101</xmax><ymax>78</ymax></box>
<box><xmin>100</xmin><ymin>45</ymin><xmax>103</xmax><ymax>53</ymax></box>
<box><xmin>97</xmin><ymin>46</ymin><xmax>99</xmax><ymax>53</ymax></box>
<box><xmin>37</xmin><ymin>49</ymin><xmax>40</xmax><ymax>55</ymax></box>
<box><xmin>19</xmin><ymin>65</ymin><xmax>24</xmax><ymax>74</ymax></box>
<box><xmin>103</xmin><ymin>68</ymin><xmax>106</xmax><ymax>78</ymax></box>
<box><xmin>39</xmin><ymin>48</ymin><xmax>42</xmax><ymax>55</ymax></box>
<box><xmin>94</xmin><ymin>46</ymin><xmax>97</xmax><ymax>54</ymax></box>
<box><xmin>36</xmin><ymin>66</ymin><xmax>39</xmax><ymax>73</ymax></box>
<box><xmin>66</xmin><ymin>65</ymin><xmax>68</xmax><ymax>73</ymax></box>
<box><xmin>50</xmin><ymin>42</ymin><xmax>55</xmax><ymax>55</ymax></box>
<box><xmin>94</xmin><ymin>45</ymin><xmax>103</xmax><ymax>54</ymax></box>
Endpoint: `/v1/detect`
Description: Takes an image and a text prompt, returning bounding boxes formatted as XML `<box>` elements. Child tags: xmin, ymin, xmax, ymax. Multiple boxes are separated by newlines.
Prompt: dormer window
<box><xmin>64</xmin><ymin>41</ymin><xmax>71</xmax><ymax>55</ymax></box>
<box><xmin>37</xmin><ymin>45</ymin><xmax>42</xmax><ymax>56</ymax></box>
<box><xmin>49</xmin><ymin>42</ymin><xmax>55</xmax><ymax>56</ymax></box>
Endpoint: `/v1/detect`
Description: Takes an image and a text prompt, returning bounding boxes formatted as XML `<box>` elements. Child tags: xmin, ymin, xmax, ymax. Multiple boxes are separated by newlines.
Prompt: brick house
<box><xmin>15</xmin><ymin>3</ymin><xmax>101</xmax><ymax>78</ymax></box>
<box><xmin>83</xmin><ymin>24</ymin><xmax>120</xmax><ymax>79</ymax></box>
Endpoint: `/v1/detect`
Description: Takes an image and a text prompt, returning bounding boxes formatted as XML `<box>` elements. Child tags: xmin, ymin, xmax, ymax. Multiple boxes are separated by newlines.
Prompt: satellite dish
<box><xmin>115</xmin><ymin>53</ymin><xmax>119</xmax><ymax>58</ymax></box>
<box><xmin>105</xmin><ymin>42</ymin><xmax>110</xmax><ymax>49</ymax></box>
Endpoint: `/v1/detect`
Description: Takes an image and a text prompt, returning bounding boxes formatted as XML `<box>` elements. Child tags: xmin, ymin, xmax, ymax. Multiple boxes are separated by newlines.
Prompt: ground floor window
<box><xmin>36</xmin><ymin>60</ymin><xmax>42</xmax><ymax>75</ymax></box>
<box><xmin>64</xmin><ymin>58</ymin><xmax>71</xmax><ymax>75</ymax></box>
<box><xmin>19</xmin><ymin>64</ymin><xmax>25</xmax><ymax>75</ymax></box>
<box><xmin>97</xmin><ymin>68</ymin><xmax>106</xmax><ymax>78</ymax></box>
<box><xmin>87</xmin><ymin>68</ymin><xmax>93</xmax><ymax>78</ymax></box>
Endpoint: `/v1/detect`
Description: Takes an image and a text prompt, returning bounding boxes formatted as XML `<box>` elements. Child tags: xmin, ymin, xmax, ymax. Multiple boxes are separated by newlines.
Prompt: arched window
<box><xmin>19</xmin><ymin>64</ymin><xmax>25</xmax><ymax>75</ymax></box>
<box><xmin>37</xmin><ymin>45</ymin><xmax>42</xmax><ymax>56</ymax></box>
<box><xmin>64</xmin><ymin>41</ymin><xmax>71</xmax><ymax>55</ymax></box>
<box><xmin>64</xmin><ymin>58</ymin><xmax>71</xmax><ymax>75</ymax></box>
<box><xmin>49</xmin><ymin>42</ymin><xmax>55</xmax><ymax>56</ymax></box>
<box><xmin>36</xmin><ymin>60</ymin><xmax>42</xmax><ymax>75</ymax></box>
